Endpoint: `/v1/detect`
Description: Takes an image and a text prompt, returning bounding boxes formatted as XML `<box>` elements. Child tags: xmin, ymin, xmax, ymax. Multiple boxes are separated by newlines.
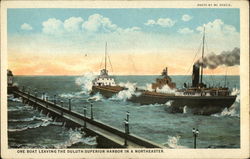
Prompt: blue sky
<box><xmin>8</xmin><ymin>8</ymin><xmax>240</xmax><ymax>34</ymax></box>
<box><xmin>7</xmin><ymin>8</ymin><xmax>240</xmax><ymax>75</ymax></box>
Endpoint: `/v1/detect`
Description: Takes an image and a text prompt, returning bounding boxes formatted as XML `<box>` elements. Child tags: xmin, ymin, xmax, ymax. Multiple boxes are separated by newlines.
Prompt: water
<box><xmin>8</xmin><ymin>75</ymin><xmax>240</xmax><ymax>148</ymax></box>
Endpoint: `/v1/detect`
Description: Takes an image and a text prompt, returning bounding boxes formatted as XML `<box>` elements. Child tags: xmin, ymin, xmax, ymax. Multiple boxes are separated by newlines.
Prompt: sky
<box><xmin>7</xmin><ymin>8</ymin><xmax>240</xmax><ymax>75</ymax></box>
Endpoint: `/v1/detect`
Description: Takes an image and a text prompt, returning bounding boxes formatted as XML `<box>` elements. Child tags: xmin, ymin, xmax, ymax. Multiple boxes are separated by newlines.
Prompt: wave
<box><xmin>163</xmin><ymin>135</ymin><xmax>187</xmax><ymax>149</ymax></box>
<box><xmin>138</xmin><ymin>102</ymin><xmax>166</xmax><ymax>108</ymax></box>
<box><xmin>8</xmin><ymin>120</ymin><xmax>62</xmax><ymax>132</ymax></box>
<box><xmin>156</xmin><ymin>85</ymin><xmax>176</xmax><ymax>94</ymax></box>
<box><xmin>87</xmin><ymin>93</ymin><xmax>103</xmax><ymax>102</ymax></box>
<box><xmin>75</xmin><ymin>72</ymin><xmax>97</xmax><ymax>94</ymax></box>
<box><xmin>53</xmin><ymin>128</ymin><xmax>97</xmax><ymax>148</ymax></box>
<box><xmin>138</xmin><ymin>83</ymin><xmax>154</xmax><ymax>91</ymax></box>
<box><xmin>140</xmin><ymin>83</ymin><xmax>176</xmax><ymax>95</ymax></box>
<box><xmin>110</xmin><ymin>82</ymin><xmax>141</xmax><ymax>101</ymax></box>
<box><xmin>8</xmin><ymin>105</ymin><xmax>33</xmax><ymax>112</ymax></box>
<box><xmin>212</xmin><ymin>88</ymin><xmax>240</xmax><ymax>117</ymax></box>
<box><xmin>8</xmin><ymin>97</ymin><xmax>22</xmax><ymax>102</ymax></box>
<box><xmin>163</xmin><ymin>100</ymin><xmax>175</xmax><ymax>113</ymax></box>
<box><xmin>9</xmin><ymin>143</ymin><xmax>52</xmax><ymax>149</ymax></box>
<box><xmin>9</xmin><ymin>115</ymin><xmax>53</xmax><ymax>122</ymax></box>
<box><xmin>183</xmin><ymin>106</ymin><xmax>193</xmax><ymax>114</ymax></box>
<box><xmin>59</xmin><ymin>93</ymin><xmax>76</xmax><ymax>98</ymax></box>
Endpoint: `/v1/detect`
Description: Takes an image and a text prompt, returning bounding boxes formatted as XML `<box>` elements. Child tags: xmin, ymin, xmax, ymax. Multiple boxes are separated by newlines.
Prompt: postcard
<box><xmin>1</xmin><ymin>0</ymin><xmax>249</xmax><ymax>158</ymax></box>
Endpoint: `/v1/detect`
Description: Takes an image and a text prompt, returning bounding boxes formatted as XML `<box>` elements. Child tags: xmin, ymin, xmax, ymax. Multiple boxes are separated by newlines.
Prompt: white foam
<box><xmin>53</xmin><ymin>129</ymin><xmax>97</xmax><ymax>148</ymax></box>
<box><xmin>138</xmin><ymin>103</ymin><xmax>165</xmax><ymax>108</ymax></box>
<box><xmin>156</xmin><ymin>85</ymin><xmax>176</xmax><ymax>94</ymax></box>
<box><xmin>8</xmin><ymin>117</ymin><xmax>61</xmax><ymax>132</ymax></box>
<box><xmin>13</xmin><ymin>82</ymin><xmax>19</xmax><ymax>87</ymax></box>
<box><xmin>111</xmin><ymin>82</ymin><xmax>139</xmax><ymax>101</ymax></box>
<box><xmin>139</xmin><ymin>83</ymin><xmax>154</xmax><ymax>92</ymax></box>
<box><xmin>59</xmin><ymin>91</ymin><xmax>86</xmax><ymax>99</ymax></box>
<box><xmin>183</xmin><ymin>106</ymin><xmax>192</xmax><ymax>114</ymax></box>
<box><xmin>8</xmin><ymin>105</ymin><xmax>33</xmax><ymax>112</ymax></box>
<box><xmin>75</xmin><ymin>72</ymin><xmax>97</xmax><ymax>94</ymax></box>
<box><xmin>88</xmin><ymin>93</ymin><xmax>103</xmax><ymax>102</ymax></box>
<box><xmin>231</xmin><ymin>88</ymin><xmax>240</xmax><ymax>96</ymax></box>
<box><xmin>8</xmin><ymin>121</ymin><xmax>49</xmax><ymax>132</ymax></box>
<box><xmin>163</xmin><ymin>135</ymin><xmax>187</xmax><ymax>149</ymax></box>
<box><xmin>212</xmin><ymin>88</ymin><xmax>240</xmax><ymax>117</ymax></box>
<box><xmin>8</xmin><ymin>97</ymin><xmax>22</xmax><ymax>102</ymax></box>
<box><xmin>165</xmin><ymin>100</ymin><xmax>173</xmax><ymax>107</ymax></box>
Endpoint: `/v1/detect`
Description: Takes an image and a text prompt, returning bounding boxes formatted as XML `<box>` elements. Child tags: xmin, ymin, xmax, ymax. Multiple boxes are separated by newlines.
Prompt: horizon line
<box><xmin>12</xmin><ymin>74</ymin><xmax>240</xmax><ymax>76</ymax></box>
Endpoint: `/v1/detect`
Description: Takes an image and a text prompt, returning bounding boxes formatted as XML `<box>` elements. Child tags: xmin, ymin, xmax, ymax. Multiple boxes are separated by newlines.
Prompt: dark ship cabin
<box><xmin>151</xmin><ymin>67</ymin><xmax>176</xmax><ymax>90</ymax></box>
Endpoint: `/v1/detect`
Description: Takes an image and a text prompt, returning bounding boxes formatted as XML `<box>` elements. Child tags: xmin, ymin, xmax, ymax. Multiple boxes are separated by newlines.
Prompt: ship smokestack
<box><xmin>192</xmin><ymin>64</ymin><xmax>200</xmax><ymax>87</ymax></box>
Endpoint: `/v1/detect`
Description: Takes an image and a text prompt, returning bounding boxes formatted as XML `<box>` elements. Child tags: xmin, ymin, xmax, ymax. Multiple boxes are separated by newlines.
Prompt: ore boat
<box><xmin>91</xmin><ymin>30</ymin><xmax>237</xmax><ymax>115</ymax></box>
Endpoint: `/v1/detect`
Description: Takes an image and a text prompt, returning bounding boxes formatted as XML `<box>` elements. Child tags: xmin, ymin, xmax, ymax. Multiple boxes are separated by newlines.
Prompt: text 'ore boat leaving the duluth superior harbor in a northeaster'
<box><xmin>91</xmin><ymin>28</ymin><xmax>237</xmax><ymax>115</ymax></box>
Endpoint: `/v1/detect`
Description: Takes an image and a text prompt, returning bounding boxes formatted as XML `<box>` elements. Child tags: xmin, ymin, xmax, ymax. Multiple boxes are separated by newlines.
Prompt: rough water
<box><xmin>8</xmin><ymin>75</ymin><xmax>240</xmax><ymax>148</ymax></box>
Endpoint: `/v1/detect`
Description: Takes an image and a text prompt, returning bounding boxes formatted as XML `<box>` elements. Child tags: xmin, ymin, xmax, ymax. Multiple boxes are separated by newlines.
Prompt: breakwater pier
<box><xmin>10</xmin><ymin>87</ymin><xmax>164</xmax><ymax>148</ymax></box>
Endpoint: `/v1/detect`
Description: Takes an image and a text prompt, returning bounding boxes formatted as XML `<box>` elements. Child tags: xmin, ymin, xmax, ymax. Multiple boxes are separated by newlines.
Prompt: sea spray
<box><xmin>8</xmin><ymin>120</ymin><xmax>54</xmax><ymax>132</ymax></box>
<box><xmin>87</xmin><ymin>93</ymin><xmax>103</xmax><ymax>102</ymax></box>
<box><xmin>53</xmin><ymin>129</ymin><xmax>97</xmax><ymax>148</ymax></box>
<box><xmin>139</xmin><ymin>83</ymin><xmax>154</xmax><ymax>92</ymax></box>
<box><xmin>163</xmin><ymin>135</ymin><xmax>187</xmax><ymax>149</ymax></box>
<box><xmin>183</xmin><ymin>106</ymin><xmax>192</xmax><ymax>114</ymax></box>
<box><xmin>59</xmin><ymin>91</ymin><xmax>86</xmax><ymax>99</ymax></box>
<box><xmin>8</xmin><ymin>97</ymin><xmax>22</xmax><ymax>102</ymax></box>
<box><xmin>164</xmin><ymin>100</ymin><xmax>174</xmax><ymax>113</ymax></box>
<box><xmin>75</xmin><ymin>72</ymin><xmax>97</xmax><ymax>94</ymax></box>
<box><xmin>138</xmin><ymin>103</ymin><xmax>165</xmax><ymax>108</ymax></box>
<box><xmin>8</xmin><ymin>115</ymin><xmax>53</xmax><ymax>122</ymax></box>
<box><xmin>156</xmin><ymin>85</ymin><xmax>176</xmax><ymax>94</ymax></box>
<box><xmin>212</xmin><ymin>88</ymin><xmax>240</xmax><ymax>117</ymax></box>
<box><xmin>111</xmin><ymin>82</ymin><xmax>141</xmax><ymax>101</ymax></box>
<box><xmin>59</xmin><ymin>93</ymin><xmax>75</xmax><ymax>98</ymax></box>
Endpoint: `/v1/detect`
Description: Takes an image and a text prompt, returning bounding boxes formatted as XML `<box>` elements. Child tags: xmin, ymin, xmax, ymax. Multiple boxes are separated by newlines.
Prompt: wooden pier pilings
<box><xmin>12</xmin><ymin>89</ymin><xmax>165</xmax><ymax>148</ymax></box>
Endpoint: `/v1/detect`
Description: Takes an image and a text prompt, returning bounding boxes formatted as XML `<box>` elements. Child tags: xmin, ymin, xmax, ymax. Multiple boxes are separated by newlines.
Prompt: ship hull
<box><xmin>91</xmin><ymin>86</ymin><xmax>236</xmax><ymax>115</ymax></box>
<box><xmin>91</xmin><ymin>86</ymin><xmax>123</xmax><ymax>98</ymax></box>
<box><xmin>130</xmin><ymin>94</ymin><xmax>236</xmax><ymax>115</ymax></box>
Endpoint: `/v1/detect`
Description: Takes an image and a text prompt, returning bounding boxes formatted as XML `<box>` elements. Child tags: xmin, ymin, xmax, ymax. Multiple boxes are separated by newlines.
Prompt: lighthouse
<box><xmin>7</xmin><ymin>69</ymin><xmax>13</xmax><ymax>87</ymax></box>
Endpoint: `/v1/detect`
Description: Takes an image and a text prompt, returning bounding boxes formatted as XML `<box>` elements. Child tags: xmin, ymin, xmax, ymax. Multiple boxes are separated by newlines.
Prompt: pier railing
<box><xmin>12</xmin><ymin>89</ymin><xmax>164</xmax><ymax>148</ymax></box>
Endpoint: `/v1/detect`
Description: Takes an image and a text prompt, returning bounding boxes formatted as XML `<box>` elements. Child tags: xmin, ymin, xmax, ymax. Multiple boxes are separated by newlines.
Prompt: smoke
<box><xmin>196</xmin><ymin>47</ymin><xmax>240</xmax><ymax>69</ymax></box>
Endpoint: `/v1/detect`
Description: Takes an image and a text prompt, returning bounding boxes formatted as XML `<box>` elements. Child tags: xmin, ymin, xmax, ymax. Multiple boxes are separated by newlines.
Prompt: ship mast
<box><xmin>200</xmin><ymin>27</ymin><xmax>205</xmax><ymax>84</ymax></box>
<box><xmin>105</xmin><ymin>42</ymin><xmax>107</xmax><ymax>71</ymax></box>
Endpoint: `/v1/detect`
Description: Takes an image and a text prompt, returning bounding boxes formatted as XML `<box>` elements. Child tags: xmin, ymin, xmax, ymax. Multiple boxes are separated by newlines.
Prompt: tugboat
<box><xmin>91</xmin><ymin>43</ymin><xmax>125</xmax><ymax>97</ymax></box>
<box><xmin>91</xmin><ymin>29</ymin><xmax>237</xmax><ymax>115</ymax></box>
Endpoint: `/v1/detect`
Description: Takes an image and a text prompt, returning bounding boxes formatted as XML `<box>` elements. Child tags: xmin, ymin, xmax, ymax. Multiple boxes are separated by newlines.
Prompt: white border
<box><xmin>1</xmin><ymin>1</ymin><xmax>249</xmax><ymax>158</ymax></box>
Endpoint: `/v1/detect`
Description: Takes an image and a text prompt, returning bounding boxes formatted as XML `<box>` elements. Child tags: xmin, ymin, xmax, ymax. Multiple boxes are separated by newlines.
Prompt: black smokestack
<box><xmin>196</xmin><ymin>47</ymin><xmax>240</xmax><ymax>69</ymax></box>
<box><xmin>192</xmin><ymin>64</ymin><xmax>200</xmax><ymax>87</ymax></box>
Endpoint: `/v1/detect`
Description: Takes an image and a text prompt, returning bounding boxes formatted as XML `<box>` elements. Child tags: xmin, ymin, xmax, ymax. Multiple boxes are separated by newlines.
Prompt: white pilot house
<box><xmin>93</xmin><ymin>43</ymin><xmax>116</xmax><ymax>87</ymax></box>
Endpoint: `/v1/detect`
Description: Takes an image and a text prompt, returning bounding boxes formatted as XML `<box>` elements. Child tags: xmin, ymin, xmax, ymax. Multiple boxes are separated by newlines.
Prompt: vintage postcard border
<box><xmin>1</xmin><ymin>1</ymin><xmax>249</xmax><ymax>158</ymax></box>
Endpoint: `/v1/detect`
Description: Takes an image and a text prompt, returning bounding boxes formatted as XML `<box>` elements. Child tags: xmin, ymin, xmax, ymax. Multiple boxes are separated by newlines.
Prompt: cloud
<box><xmin>20</xmin><ymin>23</ymin><xmax>33</xmax><ymax>30</ymax></box>
<box><xmin>82</xmin><ymin>14</ymin><xmax>118</xmax><ymax>32</ymax></box>
<box><xmin>178</xmin><ymin>27</ymin><xmax>194</xmax><ymax>34</ymax></box>
<box><xmin>193</xmin><ymin>19</ymin><xmax>240</xmax><ymax>58</ymax></box>
<box><xmin>42</xmin><ymin>17</ymin><xmax>84</xmax><ymax>35</ymax></box>
<box><xmin>42</xmin><ymin>18</ymin><xmax>64</xmax><ymax>35</ymax></box>
<box><xmin>145</xmin><ymin>18</ymin><xmax>176</xmax><ymax>27</ymax></box>
<box><xmin>196</xmin><ymin>19</ymin><xmax>238</xmax><ymax>36</ymax></box>
<box><xmin>42</xmin><ymin>14</ymin><xmax>137</xmax><ymax>35</ymax></box>
<box><xmin>64</xmin><ymin>17</ymin><xmax>84</xmax><ymax>32</ymax></box>
<box><xmin>182</xmin><ymin>14</ymin><xmax>192</xmax><ymax>22</ymax></box>
<box><xmin>144</xmin><ymin>19</ymin><xmax>155</xmax><ymax>25</ymax></box>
